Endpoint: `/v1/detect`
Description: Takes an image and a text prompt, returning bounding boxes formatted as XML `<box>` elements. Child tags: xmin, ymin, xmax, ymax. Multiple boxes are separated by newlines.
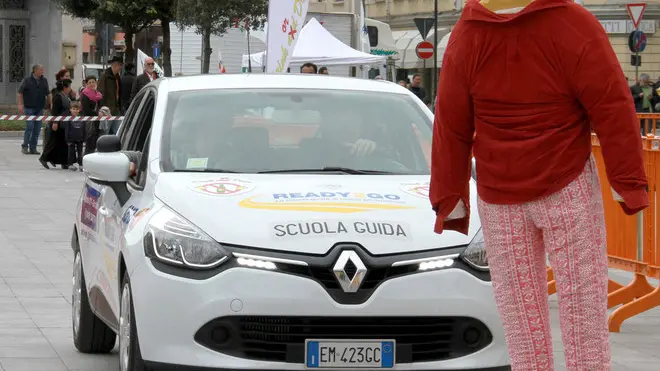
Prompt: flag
<box><xmin>265</xmin><ymin>0</ymin><xmax>311</xmax><ymax>73</ymax></box>
<box><xmin>218</xmin><ymin>51</ymin><xmax>227</xmax><ymax>73</ymax></box>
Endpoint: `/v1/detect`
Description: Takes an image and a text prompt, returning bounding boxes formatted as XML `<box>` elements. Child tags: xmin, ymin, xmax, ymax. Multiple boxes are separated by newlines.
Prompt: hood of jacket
<box><xmin>462</xmin><ymin>0</ymin><xmax>572</xmax><ymax>22</ymax></box>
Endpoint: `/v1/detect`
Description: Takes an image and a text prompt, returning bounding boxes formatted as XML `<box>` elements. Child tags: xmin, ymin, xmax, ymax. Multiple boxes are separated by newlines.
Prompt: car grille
<box><xmin>194</xmin><ymin>316</ymin><xmax>493</xmax><ymax>364</ymax></box>
<box><xmin>283</xmin><ymin>263</ymin><xmax>415</xmax><ymax>291</ymax></box>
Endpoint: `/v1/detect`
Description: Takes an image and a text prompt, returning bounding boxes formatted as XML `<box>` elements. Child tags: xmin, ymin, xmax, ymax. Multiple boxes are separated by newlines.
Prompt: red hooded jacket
<box><xmin>430</xmin><ymin>0</ymin><xmax>648</xmax><ymax>235</ymax></box>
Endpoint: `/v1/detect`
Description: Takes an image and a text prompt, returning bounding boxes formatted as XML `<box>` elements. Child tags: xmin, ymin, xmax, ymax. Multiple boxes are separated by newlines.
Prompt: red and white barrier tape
<box><xmin>0</xmin><ymin>115</ymin><xmax>124</xmax><ymax>122</ymax></box>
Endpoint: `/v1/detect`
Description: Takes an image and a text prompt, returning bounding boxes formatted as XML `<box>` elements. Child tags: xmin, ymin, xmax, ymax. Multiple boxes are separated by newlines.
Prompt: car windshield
<box><xmin>161</xmin><ymin>88</ymin><xmax>432</xmax><ymax>174</ymax></box>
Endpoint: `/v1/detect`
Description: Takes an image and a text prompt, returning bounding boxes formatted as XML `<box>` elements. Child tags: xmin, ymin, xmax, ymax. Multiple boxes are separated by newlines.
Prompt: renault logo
<box><xmin>332</xmin><ymin>251</ymin><xmax>367</xmax><ymax>293</ymax></box>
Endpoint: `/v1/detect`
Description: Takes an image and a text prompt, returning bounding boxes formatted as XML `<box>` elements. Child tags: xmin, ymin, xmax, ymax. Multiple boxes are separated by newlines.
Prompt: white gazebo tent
<box><xmin>243</xmin><ymin>18</ymin><xmax>386</xmax><ymax>69</ymax></box>
<box><xmin>392</xmin><ymin>29</ymin><xmax>451</xmax><ymax>69</ymax></box>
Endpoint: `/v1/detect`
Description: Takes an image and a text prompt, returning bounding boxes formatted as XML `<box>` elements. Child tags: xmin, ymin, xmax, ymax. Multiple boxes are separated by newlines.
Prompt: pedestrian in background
<box><xmin>630</xmin><ymin>73</ymin><xmax>658</xmax><ymax>114</ymax></box>
<box><xmin>409</xmin><ymin>73</ymin><xmax>427</xmax><ymax>103</ymax></box>
<box><xmin>131</xmin><ymin>57</ymin><xmax>158</xmax><ymax>102</ymax></box>
<box><xmin>98</xmin><ymin>56</ymin><xmax>123</xmax><ymax>134</ymax></box>
<box><xmin>318</xmin><ymin>66</ymin><xmax>329</xmax><ymax>75</ymax></box>
<box><xmin>44</xmin><ymin>68</ymin><xmax>77</xmax><ymax>153</ymax></box>
<box><xmin>630</xmin><ymin>74</ymin><xmax>659</xmax><ymax>135</ymax></box>
<box><xmin>121</xmin><ymin>63</ymin><xmax>136</xmax><ymax>114</ymax></box>
<box><xmin>80</xmin><ymin>76</ymin><xmax>103</xmax><ymax>155</ymax></box>
<box><xmin>40</xmin><ymin>79</ymin><xmax>73</xmax><ymax>170</ymax></box>
<box><xmin>300</xmin><ymin>63</ymin><xmax>317</xmax><ymax>74</ymax></box>
<box><xmin>17</xmin><ymin>64</ymin><xmax>51</xmax><ymax>155</ymax></box>
<box><xmin>64</xmin><ymin>101</ymin><xmax>84</xmax><ymax>171</ymax></box>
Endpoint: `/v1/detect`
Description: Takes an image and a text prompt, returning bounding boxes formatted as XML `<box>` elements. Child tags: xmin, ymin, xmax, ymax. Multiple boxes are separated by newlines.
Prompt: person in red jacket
<box><xmin>430</xmin><ymin>0</ymin><xmax>648</xmax><ymax>370</ymax></box>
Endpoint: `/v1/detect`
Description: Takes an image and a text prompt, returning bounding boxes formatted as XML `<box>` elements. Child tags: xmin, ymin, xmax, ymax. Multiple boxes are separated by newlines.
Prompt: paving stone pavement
<box><xmin>0</xmin><ymin>136</ymin><xmax>659</xmax><ymax>371</ymax></box>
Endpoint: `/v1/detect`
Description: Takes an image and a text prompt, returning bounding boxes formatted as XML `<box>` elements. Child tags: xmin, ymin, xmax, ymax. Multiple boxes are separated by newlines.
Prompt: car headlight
<box><xmin>460</xmin><ymin>228</ymin><xmax>488</xmax><ymax>271</ymax></box>
<box><xmin>144</xmin><ymin>207</ymin><xmax>229</xmax><ymax>269</ymax></box>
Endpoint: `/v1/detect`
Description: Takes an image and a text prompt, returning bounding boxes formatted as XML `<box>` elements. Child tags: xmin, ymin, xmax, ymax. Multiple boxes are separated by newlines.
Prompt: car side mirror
<box><xmin>83</xmin><ymin>135</ymin><xmax>132</xmax><ymax>206</ymax></box>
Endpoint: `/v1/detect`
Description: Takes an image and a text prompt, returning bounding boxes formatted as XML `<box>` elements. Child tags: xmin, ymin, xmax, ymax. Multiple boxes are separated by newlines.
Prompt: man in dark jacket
<box><xmin>17</xmin><ymin>64</ymin><xmax>51</xmax><ymax>154</ymax></box>
<box><xmin>98</xmin><ymin>56</ymin><xmax>123</xmax><ymax>134</ymax></box>
<box><xmin>131</xmin><ymin>57</ymin><xmax>158</xmax><ymax>101</ymax></box>
<box><xmin>409</xmin><ymin>73</ymin><xmax>428</xmax><ymax>104</ymax></box>
<box><xmin>120</xmin><ymin>63</ymin><xmax>136</xmax><ymax>114</ymax></box>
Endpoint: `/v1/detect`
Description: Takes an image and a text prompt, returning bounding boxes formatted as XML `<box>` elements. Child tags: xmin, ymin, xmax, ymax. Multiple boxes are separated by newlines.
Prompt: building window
<box><xmin>0</xmin><ymin>0</ymin><xmax>26</xmax><ymax>9</ymax></box>
<box><xmin>9</xmin><ymin>25</ymin><xmax>25</xmax><ymax>82</ymax></box>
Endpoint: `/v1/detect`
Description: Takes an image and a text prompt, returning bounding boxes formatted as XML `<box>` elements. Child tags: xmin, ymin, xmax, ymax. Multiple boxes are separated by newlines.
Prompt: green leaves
<box><xmin>53</xmin><ymin>0</ymin><xmax>157</xmax><ymax>34</ymax></box>
<box><xmin>175</xmin><ymin>0</ymin><xmax>267</xmax><ymax>36</ymax></box>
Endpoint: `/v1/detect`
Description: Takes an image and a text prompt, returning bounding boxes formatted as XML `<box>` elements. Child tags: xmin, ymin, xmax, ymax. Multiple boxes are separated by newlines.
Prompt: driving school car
<box><xmin>71</xmin><ymin>74</ymin><xmax>509</xmax><ymax>371</ymax></box>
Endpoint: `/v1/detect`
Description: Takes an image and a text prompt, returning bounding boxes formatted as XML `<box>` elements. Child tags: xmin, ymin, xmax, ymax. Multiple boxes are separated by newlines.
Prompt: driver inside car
<box><xmin>317</xmin><ymin>109</ymin><xmax>384</xmax><ymax>158</ymax></box>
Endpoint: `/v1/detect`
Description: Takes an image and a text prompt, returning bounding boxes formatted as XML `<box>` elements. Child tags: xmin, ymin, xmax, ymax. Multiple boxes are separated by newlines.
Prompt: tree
<box><xmin>53</xmin><ymin>0</ymin><xmax>158</xmax><ymax>63</ymax></box>
<box><xmin>150</xmin><ymin>0</ymin><xmax>177</xmax><ymax>77</ymax></box>
<box><xmin>175</xmin><ymin>0</ymin><xmax>268</xmax><ymax>74</ymax></box>
<box><xmin>93</xmin><ymin>1</ymin><xmax>159</xmax><ymax>63</ymax></box>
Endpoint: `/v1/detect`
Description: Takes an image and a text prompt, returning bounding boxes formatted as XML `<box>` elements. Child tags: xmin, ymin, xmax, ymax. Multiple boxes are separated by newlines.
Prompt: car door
<box><xmin>90</xmin><ymin>90</ymin><xmax>150</xmax><ymax>321</ymax></box>
<box><xmin>97</xmin><ymin>88</ymin><xmax>157</xmax><ymax>317</ymax></box>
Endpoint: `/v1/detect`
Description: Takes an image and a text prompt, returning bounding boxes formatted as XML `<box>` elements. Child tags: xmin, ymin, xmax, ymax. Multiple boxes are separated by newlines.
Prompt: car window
<box><xmin>161</xmin><ymin>89</ymin><xmax>432</xmax><ymax>174</ymax></box>
<box><xmin>120</xmin><ymin>90</ymin><xmax>148</xmax><ymax>150</ymax></box>
<box><xmin>127</xmin><ymin>90</ymin><xmax>155</xmax><ymax>186</ymax></box>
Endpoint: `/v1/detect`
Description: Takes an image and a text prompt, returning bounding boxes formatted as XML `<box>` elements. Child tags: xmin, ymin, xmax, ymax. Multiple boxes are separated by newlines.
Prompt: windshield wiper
<box><xmin>173</xmin><ymin>169</ymin><xmax>242</xmax><ymax>173</ymax></box>
<box><xmin>257</xmin><ymin>167</ymin><xmax>395</xmax><ymax>174</ymax></box>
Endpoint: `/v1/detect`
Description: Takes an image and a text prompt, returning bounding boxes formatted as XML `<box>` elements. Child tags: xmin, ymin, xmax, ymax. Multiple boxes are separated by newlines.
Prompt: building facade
<box><xmin>0</xmin><ymin>0</ymin><xmax>84</xmax><ymax>106</ymax></box>
<box><xmin>361</xmin><ymin>0</ymin><xmax>660</xmax><ymax>80</ymax></box>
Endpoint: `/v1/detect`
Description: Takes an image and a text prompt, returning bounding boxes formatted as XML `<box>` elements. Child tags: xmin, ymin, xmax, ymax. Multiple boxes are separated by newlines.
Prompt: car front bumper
<box><xmin>130</xmin><ymin>260</ymin><xmax>509</xmax><ymax>370</ymax></box>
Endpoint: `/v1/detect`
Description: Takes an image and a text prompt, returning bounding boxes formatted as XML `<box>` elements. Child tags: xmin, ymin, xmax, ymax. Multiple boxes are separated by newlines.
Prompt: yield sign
<box><xmin>627</xmin><ymin>3</ymin><xmax>647</xmax><ymax>29</ymax></box>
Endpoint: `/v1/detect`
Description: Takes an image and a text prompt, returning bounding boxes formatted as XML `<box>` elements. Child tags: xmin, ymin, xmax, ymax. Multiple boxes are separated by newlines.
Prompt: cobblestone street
<box><xmin>0</xmin><ymin>136</ymin><xmax>658</xmax><ymax>371</ymax></box>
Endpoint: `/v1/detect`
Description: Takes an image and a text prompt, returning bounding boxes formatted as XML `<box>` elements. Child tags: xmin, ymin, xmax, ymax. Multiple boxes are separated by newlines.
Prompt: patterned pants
<box><xmin>478</xmin><ymin>158</ymin><xmax>611</xmax><ymax>371</ymax></box>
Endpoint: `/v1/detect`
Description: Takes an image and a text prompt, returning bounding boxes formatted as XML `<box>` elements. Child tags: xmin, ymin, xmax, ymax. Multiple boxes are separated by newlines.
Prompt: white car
<box><xmin>72</xmin><ymin>74</ymin><xmax>509</xmax><ymax>371</ymax></box>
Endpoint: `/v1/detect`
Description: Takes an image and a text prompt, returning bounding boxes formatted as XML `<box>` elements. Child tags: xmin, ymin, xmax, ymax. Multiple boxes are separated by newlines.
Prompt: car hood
<box><xmin>154</xmin><ymin>174</ymin><xmax>481</xmax><ymax>255</ymax></box>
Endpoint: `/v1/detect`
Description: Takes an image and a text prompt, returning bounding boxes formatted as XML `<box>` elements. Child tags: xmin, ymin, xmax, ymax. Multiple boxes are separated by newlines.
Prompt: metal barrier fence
<box><xmin>548</xmin><ymin>120</ymin><xmax>660</xmax><ymax>333</ymax></box>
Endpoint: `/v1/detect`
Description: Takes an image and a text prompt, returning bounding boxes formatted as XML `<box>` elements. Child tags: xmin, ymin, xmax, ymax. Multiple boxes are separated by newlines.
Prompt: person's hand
<box><xmin>639</xmin><ymin>92</ymin><xmax>645</xmax><ymax>97</ymax></box>
<box><xmin>351</xmin><ymin>139</ymin><xmax>377</xmax><ymax>157</ymax></box>
<box><xmin>129</xmin><ymin>162</ymin><xmax>137</xmax><ymax>176</ymax></box>
<box><xmin>17</xmin><ymin>104</ymin><xmax>24</xmax><ymax>114</ymax></box>
<box><xmin>52</xmin><ymin>123</ymin><xmax>58</xmax><ymax>131</ymax></box>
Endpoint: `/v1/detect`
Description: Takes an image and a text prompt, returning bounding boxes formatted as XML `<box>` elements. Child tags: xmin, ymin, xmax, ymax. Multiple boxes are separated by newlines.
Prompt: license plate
<box><xmin>305</xmin><ymin>339</ymin><xmax>395</xmax><ymax>369</ymax></box>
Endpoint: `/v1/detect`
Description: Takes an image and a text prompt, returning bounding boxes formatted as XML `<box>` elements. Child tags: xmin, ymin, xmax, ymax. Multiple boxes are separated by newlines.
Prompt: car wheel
<box><xmin>119</xmin><ymin>272</ymin><xmax>147</xmax><ymax>371</ymax></box>
<box><xmin>72</xmin><ymin>252</ymin><xmax>117</xmax><ymax>353</ymax></box>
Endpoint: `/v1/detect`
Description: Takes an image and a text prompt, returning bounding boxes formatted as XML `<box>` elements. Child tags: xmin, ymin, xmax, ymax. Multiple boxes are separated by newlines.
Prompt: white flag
<box><xmin>265</xmin><ymin>0</ymin><xmax>311</xmax><ymax>73</ymax></box>
<box><xmin>137</xmin><ymin>48</ymin><xmax>164</xmax><ymax>77</ymax></box>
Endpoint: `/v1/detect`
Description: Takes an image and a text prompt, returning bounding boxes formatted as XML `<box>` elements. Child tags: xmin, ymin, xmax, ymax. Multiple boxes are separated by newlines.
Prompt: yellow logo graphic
<box><xmin>197</xmin><ymin>182</ymin><xmax>247</xmax><ymax>195</ymax></box>
<box><xmin>238</xmin><ymin>196</ymin><xmax>415</xmax><ymax>213</ymax></box>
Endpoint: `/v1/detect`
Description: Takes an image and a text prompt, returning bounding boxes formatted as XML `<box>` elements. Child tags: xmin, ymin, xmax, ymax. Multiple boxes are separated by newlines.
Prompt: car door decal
<box><xmin>81</xmin><ymin>184</ymin><xmax>101</xmax><ymax>231</ymax></box>
<box><xmin>121</xmin><ymin>205</ymin><xmax>139</xmax><ymax>226</ymax></box>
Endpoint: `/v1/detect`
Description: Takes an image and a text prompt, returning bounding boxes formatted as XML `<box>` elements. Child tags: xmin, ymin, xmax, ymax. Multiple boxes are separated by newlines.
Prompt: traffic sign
<box><xmin>414</xmin><ymin>18</ymin><xmax>436</xmax><ymax>40</ymax></box>
<box><xmin>416</xmin><ymin>41</ymin><xmax>434</xmax><ymax>60</ymax></box>
<box><xmin>627</xmin><ymin>3</ymin><xmax>647</xmax><ymax>29</ymax></box>
<box><xmin>629</xmin><ymin>30</ymin><xmax>647</xmax><ymax>53</ymax></box>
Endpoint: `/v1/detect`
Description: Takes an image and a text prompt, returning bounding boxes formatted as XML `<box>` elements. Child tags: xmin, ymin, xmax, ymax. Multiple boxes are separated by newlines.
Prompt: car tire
<box><xmin>119</xmin><ymin>272</ymin><xmax>148</xmax><ymax>371</ymax></box>
<box><xmin>72</xmin><ymin>252</ymin><xmax>117</xmax><ymax>353</ymax></box>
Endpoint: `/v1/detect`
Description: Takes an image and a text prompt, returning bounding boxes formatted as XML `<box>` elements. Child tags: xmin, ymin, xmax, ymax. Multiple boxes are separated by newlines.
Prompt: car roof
<box><xmin>156</xmin><ymin>74</ymin><xmax>414</xmax><ymax>95</ymax></box>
